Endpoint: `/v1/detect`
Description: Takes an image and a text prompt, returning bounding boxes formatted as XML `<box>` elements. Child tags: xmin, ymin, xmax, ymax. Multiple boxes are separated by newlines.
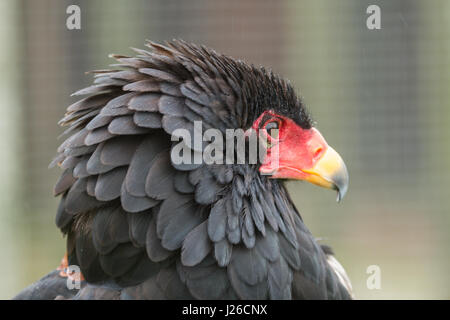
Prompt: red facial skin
<box><xmin>251</xmin><ymin>110</ymin><xmax>329</xmax><ymax>179</ymax></box>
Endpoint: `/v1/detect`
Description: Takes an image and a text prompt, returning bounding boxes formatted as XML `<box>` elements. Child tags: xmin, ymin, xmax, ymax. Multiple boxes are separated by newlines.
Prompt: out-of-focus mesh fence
<box><xmin>0</xmin><ymin>0</ymin><xmax>448</xmax><ymax>299</ymax></box>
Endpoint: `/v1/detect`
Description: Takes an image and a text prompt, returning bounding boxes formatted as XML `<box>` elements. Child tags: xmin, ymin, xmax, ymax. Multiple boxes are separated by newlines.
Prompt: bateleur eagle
<box><xmin>14</xmin><ymin>40</ymin><xmax>352</xmax><ymax>300</ymax></box>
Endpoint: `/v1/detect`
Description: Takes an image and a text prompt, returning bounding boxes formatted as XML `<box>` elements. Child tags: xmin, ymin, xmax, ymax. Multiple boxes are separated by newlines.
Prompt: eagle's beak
<box><xmin>301</xmin><ymin>145</ymin><xmax>349</xmax><ymax>202</ymax></box>
<box><xmin>259</xmin><ymin>124</ymin><xmax>349</xmax><ymax>202</ymax></box>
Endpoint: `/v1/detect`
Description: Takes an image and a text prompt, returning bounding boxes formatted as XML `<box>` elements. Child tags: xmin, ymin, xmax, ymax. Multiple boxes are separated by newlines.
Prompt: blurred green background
<box><xmin>0</xmin><ymin>0</ymin><xmax>449</xmax><ymax>299</ymax></box>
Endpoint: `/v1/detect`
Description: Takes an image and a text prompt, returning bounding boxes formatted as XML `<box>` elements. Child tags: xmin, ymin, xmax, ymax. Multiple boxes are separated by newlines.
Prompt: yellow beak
<box><xmin>302</xmin><ymin>146</ymin><xmax>349</xmax><ymax>202</ymax></box>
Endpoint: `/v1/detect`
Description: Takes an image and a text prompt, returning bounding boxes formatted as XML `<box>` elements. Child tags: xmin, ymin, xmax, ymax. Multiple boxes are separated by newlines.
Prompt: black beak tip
<box><xmin>333</xmin><ymin>170</ymin><xmax>349</xmax><ymax>203</ymax></box>
<box><xmin>336</xmin><ymin>188</ymin><xmax>345</xmax><ymax>203</ymax></box>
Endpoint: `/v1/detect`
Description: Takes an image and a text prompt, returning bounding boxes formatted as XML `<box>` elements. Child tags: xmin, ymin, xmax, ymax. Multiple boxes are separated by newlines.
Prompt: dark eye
<box><xmin>265</xmin><ymin>121</ymin><xmax>279</xmax><ymax>139</ymax></box>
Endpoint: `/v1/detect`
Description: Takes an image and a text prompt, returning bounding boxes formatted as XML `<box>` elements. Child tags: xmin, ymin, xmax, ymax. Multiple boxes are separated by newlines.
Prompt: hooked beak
<box><xmin>301</xmin><ymin>145</ymin><xmax>349</xmax><ymax>202</ymax></box>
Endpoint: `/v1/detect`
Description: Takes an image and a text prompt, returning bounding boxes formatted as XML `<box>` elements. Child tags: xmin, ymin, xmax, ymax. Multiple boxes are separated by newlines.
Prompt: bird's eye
<box><xmin>265</xmin><ymin>121</ymin><xmax>279</xmax><ymax>139</ymax></box>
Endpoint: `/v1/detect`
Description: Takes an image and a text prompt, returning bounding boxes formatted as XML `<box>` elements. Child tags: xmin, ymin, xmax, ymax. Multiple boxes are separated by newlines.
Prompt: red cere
<box><xmin>252</xmin><ymin>110</ymin><xmax>329</xmax><ymax>178</ymax></box>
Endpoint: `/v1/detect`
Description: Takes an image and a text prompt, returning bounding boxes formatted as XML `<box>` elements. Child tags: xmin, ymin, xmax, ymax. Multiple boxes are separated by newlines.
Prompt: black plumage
<box><xmin>14</xmin><ymin>40</ymin><xmax>352</xmax><ymax>300</ymax></box>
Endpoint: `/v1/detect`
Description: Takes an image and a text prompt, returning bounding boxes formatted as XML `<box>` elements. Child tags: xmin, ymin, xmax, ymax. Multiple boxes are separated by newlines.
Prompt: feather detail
<box><xmin>100</xmin><ymin>136</ymin><xmax>143</xmax><ymax>166</ymax></box>
<box><xmin>208</xmin><ymin>198</ymin><xmax>227</xmax><ymax>242</ymax></box>
<box><xmin>133</xmin><ymin>112</ymin><xmax>162</xmax><ymax>128</ymax></box>
<box><xmin>125</xmin><ymin>133</ymin><xmax>168</xmax><ymax>197</ymax></box>
<box><xmin>108</xmin><ymin>116</ymin><xmax>150</xmax><ymax>135</ymax></box>
<box><xmin>145</xmin><ymin>214</ymin><xmax>173</xmax><ymax>262</ymax></box>
<box><xmin>95</xmin><ymin>167</ymin><xmax>127</xmax><ymax>201</ymax></box>
<box><xmin>181</xmin><ymin>221</ymin><xmax>211</xmax><ymax>267</ymax></box>
<box><xmin>145</xmin><ymin>151</ymin><xmax>175</xmax><ymax>200</ymax></box>
<box><xmin>128</xmin><ymin>93</ymin><xmax>160</xmax><ymax>112</ymax></box>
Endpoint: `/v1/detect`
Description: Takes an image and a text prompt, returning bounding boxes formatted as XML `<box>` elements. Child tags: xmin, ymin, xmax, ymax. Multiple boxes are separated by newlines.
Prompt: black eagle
<box><xmin>14</xmin><ymin>40</ymin><xmax>352</xmax><ymax>300</ymax></box>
